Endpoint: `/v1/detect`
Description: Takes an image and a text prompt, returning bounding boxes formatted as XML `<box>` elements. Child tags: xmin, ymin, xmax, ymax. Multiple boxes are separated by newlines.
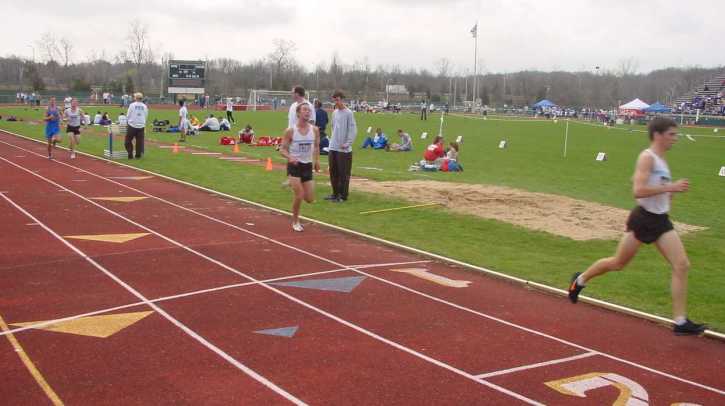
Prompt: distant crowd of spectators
<box><xmin>672</xmin><ymin>80</ymin><xmax>725</xmax><ymax>116</ymax></box>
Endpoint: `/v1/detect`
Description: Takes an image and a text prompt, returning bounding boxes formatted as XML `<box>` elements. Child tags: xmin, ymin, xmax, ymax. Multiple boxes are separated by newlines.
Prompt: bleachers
<box><xmin>674</xmin><ymin>70</ymin><xmax>725</xmax><ymax>116</ymax></box>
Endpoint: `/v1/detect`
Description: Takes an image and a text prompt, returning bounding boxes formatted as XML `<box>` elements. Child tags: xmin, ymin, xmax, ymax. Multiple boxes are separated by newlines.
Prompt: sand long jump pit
<box><xmin>352</xmin><ymin>180</ymin><xmax>706</xmax><ymax>241</ymax></box>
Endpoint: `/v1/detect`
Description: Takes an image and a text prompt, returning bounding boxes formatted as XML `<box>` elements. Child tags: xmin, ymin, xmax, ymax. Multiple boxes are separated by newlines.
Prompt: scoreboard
<box><xmin>168</xmin><ymin>60</ymin><xmax>205</xmax><ymax>94</ymax></box>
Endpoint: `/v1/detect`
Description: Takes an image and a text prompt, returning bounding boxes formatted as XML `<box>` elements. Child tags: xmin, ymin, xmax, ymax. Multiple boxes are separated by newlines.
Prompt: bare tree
<box><xmin>59</xmin><ymin>37</ymin><xmax>74</xmax><ymax>67</ymax></box>
<box><xmin>36</xmin><ymin>32</ymin><xmax>60</xmax><ymax>63</ymax></box>
<box><xmin>267</xmin><ymin>39</ymin><xmax>297</xmax><ymax>89</ymax></box>
<box><xmin>617</xmin><ymin>57</ymin><xmax>639</xmax><ymax>77</ymax></box>
<box><xmin>435</xmin><ymin>58</ymin><xmax>451</xmax><ymax>78</ymax></box>
<box><xmin>126</xmin><ymin>20</ymin><xmax>154</xmax><ymax>90</ymax></box>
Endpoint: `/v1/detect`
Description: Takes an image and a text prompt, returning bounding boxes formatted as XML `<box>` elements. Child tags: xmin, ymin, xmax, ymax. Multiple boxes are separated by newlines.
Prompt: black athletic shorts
<box><xmin>287</xmin><ymin>162</ymin><xmax>313</xmax><ymax>183</ymax></box>
<box><xmin>66</xmin><ymin>125</ymin><xmax>80</xmax><ymax>135</ymax></box>
<box><xmin>626</xmin><ymin>206</ymin><xmax>674</xmax><ymax>244</ymax></box>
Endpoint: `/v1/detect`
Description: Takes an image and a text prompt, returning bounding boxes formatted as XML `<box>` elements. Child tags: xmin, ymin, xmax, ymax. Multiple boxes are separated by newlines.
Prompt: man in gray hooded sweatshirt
<box><xmin>326</xmin><ymin>90</ymin><xmax>357</xmax><ymax>202</ymax></box>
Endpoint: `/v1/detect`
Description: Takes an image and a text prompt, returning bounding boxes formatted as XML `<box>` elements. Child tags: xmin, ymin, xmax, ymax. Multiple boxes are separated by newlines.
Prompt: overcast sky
<box><xmin>3</xmin><ymin>0</ymin><xmax>724</xmax><ymax>74</ymax></box>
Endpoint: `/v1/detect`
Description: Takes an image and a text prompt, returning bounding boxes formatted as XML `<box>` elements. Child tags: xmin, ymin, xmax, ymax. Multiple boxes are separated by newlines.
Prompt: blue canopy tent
<box><xmin>533</xmin><ymin>99</ymin><xmax>557</xmax><ymax>109</ymax></box>
<box><xmin>643</xmin><ymin>102</ymin><xmax>671</xmax><ymax>113</ymax></box>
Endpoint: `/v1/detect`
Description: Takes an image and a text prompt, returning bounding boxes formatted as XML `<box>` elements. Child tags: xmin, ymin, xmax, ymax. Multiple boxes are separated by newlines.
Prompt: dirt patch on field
<box><xmin>352</xmin><ymin>180</ymin><xmax>706</xmax><ymax>241</ymax></box>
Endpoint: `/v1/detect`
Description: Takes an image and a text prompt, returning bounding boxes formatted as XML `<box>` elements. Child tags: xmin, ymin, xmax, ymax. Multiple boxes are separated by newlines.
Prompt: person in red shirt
<box><xmin>424</xmin><ymin>135</ymin><xmax>445</xmax><ymax>163</ymax></box>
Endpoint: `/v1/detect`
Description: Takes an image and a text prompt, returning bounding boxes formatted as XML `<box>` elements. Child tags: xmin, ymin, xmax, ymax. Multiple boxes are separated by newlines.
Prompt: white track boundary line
<box><xmin>0</xmin><ymin>157</ymin><xmax>543</xmax><ymax>405</ymax></box>
<box><xmin>0</xmin><ymin>260</ymin><xmax>430</xmax><ymax>338</ymax></box>
<box><xmin>0</xmin><ymin>192</ymin><xmax>306</xmax><ymax>406</ymax></box>
<box><xmin>2</xmin><ymin>133</ymin><xmax>724</xmax><ymax>394</ymax></box>
<box><xmin>475</xmin><ymin>352</ymin><xmax>599</xmax><ymax>379</ymax></box>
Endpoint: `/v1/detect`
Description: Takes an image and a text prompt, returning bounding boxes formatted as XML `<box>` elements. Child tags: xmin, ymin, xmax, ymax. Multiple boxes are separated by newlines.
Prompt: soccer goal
<box><xmin>247</xmin><ymin>89</ymin><xmax>319</xmax><ymax>111</ymax></box>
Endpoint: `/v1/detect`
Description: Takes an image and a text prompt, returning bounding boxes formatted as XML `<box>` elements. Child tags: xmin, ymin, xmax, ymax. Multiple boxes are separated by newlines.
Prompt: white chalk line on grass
<box><xmin>475</xmin><ymin>352</ymin><xmax>599</xmax><ymax>379</ymax></box>
<box><xmin>0</xmin><ymin>191</ymin><xmax>306</xmax><ymax>406</ymax></box>
<box><xmin>0</xmin><ymin>260</ymin><xmax>430</xmax><ymax>338</ymax></box>
<box><xmin>2</xmin><ymin>134</ymin><xmax>724</xmax><ymax>396</ymax></box>
<box><xmin>0</xmin><ymin>157</ymin><xmax>542</xmax><ymax>405</ymax></box>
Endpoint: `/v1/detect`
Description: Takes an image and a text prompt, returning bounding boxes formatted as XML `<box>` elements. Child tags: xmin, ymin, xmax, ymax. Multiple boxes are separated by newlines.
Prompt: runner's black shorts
<box><xmin>626</xmin><ymin>206</ymin><xmax>674</xmax><ymax>244</ymax></box>
<box><xmin>66</xmin><ymin>125</ymin><xmax>80</xmax><ymax>135</ymax></box>
<box><xmin>287</xmin><ymin>162</ymin><xmax>313</xmax><ymax>183</ymax></box>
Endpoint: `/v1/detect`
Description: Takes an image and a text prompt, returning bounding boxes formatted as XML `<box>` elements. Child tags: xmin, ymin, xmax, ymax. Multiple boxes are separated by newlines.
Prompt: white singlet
<box><xmin>636</xmin><ymin>149</ymin><xmax>671</xmax><ymax>214</ymax></box>
<box><xmin>289</xmin><ymin>124</ymin><xmax>315</xmax><ymax>164</ymax></box>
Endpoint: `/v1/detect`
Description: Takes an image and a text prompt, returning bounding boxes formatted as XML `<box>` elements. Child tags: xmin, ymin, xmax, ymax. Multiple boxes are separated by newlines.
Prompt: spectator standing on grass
<box><xmin>420</xmin><ymin>101</ymin><xmax>428</xmax><ymax>120</ymax></box>
<box><xmin>326</xmin><ymin>90</ymin><xmax>357</xmax><ymax>203</ymax></box>
<box><xmin>125</xmin><ymin>93</ymin><xmax>148</xmax><ymax>159</ymax></box>
<box><xmin>315</xmin><ymin>99</ymin><xmax>328</xmax><ymax>137</ymax></box>
<box><xmin>225</xmin><ymin>98</ymin><xmax>235</xmax><ymax>124</ymax></box>
<box><xmin>288</xmin><ymin>86</ymin><xmax>315</xmax><ymax>129</ymax></box>
<box><xmin>178</xmin><ymin>99</ymin><xmax>189</xmax><ymax>142</ymax></box>
<box><xmin>315</xmin><ymin>99</ymin><xmax>329</xmax><ymax>154</ymax></box>
<box><xmin>568</xmin><ymin>117</ymin><xmax>706</xmax><ymax>336</ymax></box>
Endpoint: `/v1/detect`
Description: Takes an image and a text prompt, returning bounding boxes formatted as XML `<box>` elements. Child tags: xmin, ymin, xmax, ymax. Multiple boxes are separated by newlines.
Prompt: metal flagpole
<box><xmin>439</xmin><ymin>111</ymin><xmax>445</xmax><ymax>136</ymax></box>
<box><xmin>473</xmin><ymin>21</ymin><xmax>478</xmax><ymax>107</ymax></box>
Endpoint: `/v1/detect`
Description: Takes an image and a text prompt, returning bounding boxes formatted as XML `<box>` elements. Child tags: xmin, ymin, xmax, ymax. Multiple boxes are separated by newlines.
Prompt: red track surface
<box><xmin>0</xmin><ymin>130</ymin><xmax>723</xmax><ymax>405</ymax></box>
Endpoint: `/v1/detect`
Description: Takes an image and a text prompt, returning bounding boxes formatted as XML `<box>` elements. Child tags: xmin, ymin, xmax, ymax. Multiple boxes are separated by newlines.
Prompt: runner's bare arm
<box><xmin>279</xmin><ymin>128</ymin><xmax>296</xmax><ymax>163</ymax></box>
<box><xmin>313</xmin><ymin>127</ymin><xmax>320</xmax><ymax>172</ymax></box>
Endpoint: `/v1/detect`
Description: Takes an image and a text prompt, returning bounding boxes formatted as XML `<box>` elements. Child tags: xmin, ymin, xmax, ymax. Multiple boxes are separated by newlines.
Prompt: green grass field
<box><xmin>2</xmin><ymin>104</ymin><xmax>724</xmax><ymax>331</ymax></box>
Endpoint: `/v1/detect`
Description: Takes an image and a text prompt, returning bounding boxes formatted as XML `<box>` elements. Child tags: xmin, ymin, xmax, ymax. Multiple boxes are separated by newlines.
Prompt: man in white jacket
<box><xmin>125</xmin><ymin>93</ymin><xmax>148</xmax><ymax>159</ymax></box>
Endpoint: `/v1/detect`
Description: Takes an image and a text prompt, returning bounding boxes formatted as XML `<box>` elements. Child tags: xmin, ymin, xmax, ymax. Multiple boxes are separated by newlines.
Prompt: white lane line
<box><xmin>475</xmin><ymin>352</ymin><xmax>599</xmax><ymax>379</ymax></box>
<box><xmin>0</xmin><ymin>191</ymin><xmax>306</xmax><ymax>406</ymax></box>
<box><xmin>3</xmin><ymin>136</ymin><xmax>724</xmax><ymax>396</ymax></box>
<box><xmin>0</xmin><ymin>260</ymin><xmax>432</xmax><ymax>338</ymax></box>
<box><xmin>0</xmin><ymin>158</ymin><xmax>543</xmax><ymax>405</ymax></box>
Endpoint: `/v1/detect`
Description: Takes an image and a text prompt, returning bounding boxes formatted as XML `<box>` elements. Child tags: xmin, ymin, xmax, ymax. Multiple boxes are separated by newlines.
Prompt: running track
<box><xmin>0</xmin><ymin>130</ymin><xmax>723</xmax><ymax>405</ymax></box>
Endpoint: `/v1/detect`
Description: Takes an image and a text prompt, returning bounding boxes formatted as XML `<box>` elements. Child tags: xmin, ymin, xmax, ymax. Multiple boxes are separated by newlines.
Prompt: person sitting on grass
<box><xmin>362</xmin><ymin>128</ymin><xmax>388</xmax><ymax>149</ymax></box>
<box><xmin>239</xmin><ymin>124</ymin><xmax>255</xmax><ymax>144</ymax></box>
<box><xmin>319</xmin><ymin>132</ymin><xmax>330</xmax><ymax>155</ymax></box>
<box><xmin>93</xmin><ymin>111</ymin><xmax>102</xmax><ymax>124</ymax></box>
<box><xmin>219</xmin><ymin>117</ymin><xmax>231</xmax><ymax>131</ymax></box>
<box><xmin>424</xmin><ymin>135</ymin><xmax>445</xmax><ymax>165</ymax></box>
<box><xmin>386</xmin><ymin>129</ymin><xmax>413</xmax><ymax>152</ymax></box>
<box><xmin>118</xmin><ymin>112</ymin><xmax>128</xmax><ymax>127</ymax></box>
<box><xmin>199</xmin><ymin>114</ymin><xmax>221</xmax><ymax>131</ymax></box>
<box><xmin>443</xmin><ymin>141</ymin><xmax>463</xmax><ymax>172</ymax></box>
<box><xmin>100</xmin><ymin>112</ymin><xmax>112</xmax><ymax>125</ymax></box>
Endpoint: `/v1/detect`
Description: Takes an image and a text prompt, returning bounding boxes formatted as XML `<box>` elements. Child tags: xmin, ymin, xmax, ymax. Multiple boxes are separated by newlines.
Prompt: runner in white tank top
<box><xmin>288</xmin><ymin>124</ymin><xmax>315</xmax><ymax>164</ymax></box>
<box><xmin>569</xmin><ymin>117</ymin><xmax>706</xmax><ymax>335</ymax></box>
<box><xmin>64</xmin><ymin>98</ymin><xmax>84</xmax><ymax>159</ymax></box>
<box><xmin>280</xmin><ymin>102</ymin><xmax>320</xmax><ymax>232</ymax></box>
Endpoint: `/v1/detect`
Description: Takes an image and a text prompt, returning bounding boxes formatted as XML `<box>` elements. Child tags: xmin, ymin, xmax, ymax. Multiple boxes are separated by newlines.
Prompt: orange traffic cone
<box><xmin>172</xmin><ymin>143</ymin><xmax>179</xmax><ymax>154</ymax></box>
<box><xmin>265</xmin><ymin>157</ymin><xmax>273</xmax><ymax>171</ymax></box>
<box><xmin>233</xmin><ymin>143</ymin><xmax>240</xmax><ymax>153</ymax></box>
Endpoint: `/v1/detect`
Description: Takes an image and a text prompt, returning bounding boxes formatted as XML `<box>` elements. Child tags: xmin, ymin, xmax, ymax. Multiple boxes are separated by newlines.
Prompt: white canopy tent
<box><xmin>619</xmin><ymin>98</ymin><xmax>650</xmax><ymax>110</ymax></box>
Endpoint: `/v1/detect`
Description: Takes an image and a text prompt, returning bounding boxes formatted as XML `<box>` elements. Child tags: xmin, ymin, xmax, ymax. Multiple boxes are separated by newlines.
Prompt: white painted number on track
<box><xmin>545</xmin><ymin>372</ymin><xmax>703</xmax><ymax>406</ymax></box>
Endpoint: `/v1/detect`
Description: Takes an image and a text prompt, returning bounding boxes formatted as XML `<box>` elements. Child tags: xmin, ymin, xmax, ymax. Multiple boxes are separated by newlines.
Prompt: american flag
<box><xmin>470</xmin><ymin>23</ymin><xmax>477</xmax><ymax>38</ymax></box>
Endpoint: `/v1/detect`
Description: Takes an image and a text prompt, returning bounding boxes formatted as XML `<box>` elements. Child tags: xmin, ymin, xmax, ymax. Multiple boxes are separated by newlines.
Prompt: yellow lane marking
<box><xmin>91</xmin><ymin>197</ymin><xmax>148</xmax><ymax>203</ymax></box>
<box><xmin>63</xmin><ymin>233</ymin><xmax>150</xmax><ymax>243</ymax></box>
<box><xmin>11</xmin><ymin>311</ymin><xmax>154</xmax><ymax>338</ymax></box>
<box><xmin>359</xmin><ymin>202</ymin><xmax>441</xmax><ymax>215</ymax></box>
<box><xmin>391</xmin><ymin>268</ymin><xmax>471</xmax><ymax>288</ymax></box>
<box><xmin>0</xmin><ymin>314</ymin><xmax>63</xmax><ymax>405</ymax></box>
